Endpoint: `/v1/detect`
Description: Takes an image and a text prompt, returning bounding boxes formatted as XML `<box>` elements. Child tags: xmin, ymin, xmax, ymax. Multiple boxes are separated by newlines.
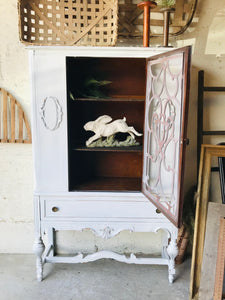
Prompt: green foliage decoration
<box><xmin>70</xmin><ymin>78</ymin><xmax>112</xmax><ymax>99</ymax></box>
<box><xmin>87</xmin><ymin>135</ymin><xmax>140</xmax><ymax>148</ymax></box>
<box><xmin>155</xmin><ymin>0</ymin><xmax>175</xmax><ymax>7</ymax></box>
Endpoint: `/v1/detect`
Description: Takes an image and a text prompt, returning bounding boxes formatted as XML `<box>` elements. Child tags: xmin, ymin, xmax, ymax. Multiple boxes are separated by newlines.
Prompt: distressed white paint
<box><xmin>1</xmin><ymin>0</ymin><xmax>225</xmax><ymax>255</ymax></box>
<box><xmin>30</xmin><ymin>46</ymin><xmax>180</xmax><ymax>281</ymax></box>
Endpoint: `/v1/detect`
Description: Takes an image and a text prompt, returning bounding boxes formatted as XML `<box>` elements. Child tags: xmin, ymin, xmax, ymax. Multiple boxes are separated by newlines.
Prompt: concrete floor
<box><xmin>0</xmin><ymin>254</ymin><xmax>191</xmax><ymax>300</ymax></box>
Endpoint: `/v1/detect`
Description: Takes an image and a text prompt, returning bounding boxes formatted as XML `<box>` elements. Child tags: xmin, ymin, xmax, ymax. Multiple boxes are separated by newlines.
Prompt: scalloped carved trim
<box><xmin>88</xmin><ymin>226</ymin><xmax>173</xmax><ymax>240</ymax></box>
<box><xmin>91</xmin><ymin>226</ymin><xmax>116</xmax><ymax>239</ymax></box>
<box><xmin>89</xmin><ymin>226</ymin><xmax>136</xmax><ymax>240</ymax></box>
<box><xmin>40</xmin><ymin>96</ymin><xmax>63</xmax><ymax>131</ymax></box>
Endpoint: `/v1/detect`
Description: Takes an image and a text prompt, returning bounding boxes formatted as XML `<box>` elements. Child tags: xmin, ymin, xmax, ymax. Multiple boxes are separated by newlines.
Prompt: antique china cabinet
<box><xmin>29</xmin><ymin>45</ymin><xmax>191</xmax><ymax>282</ymax></box>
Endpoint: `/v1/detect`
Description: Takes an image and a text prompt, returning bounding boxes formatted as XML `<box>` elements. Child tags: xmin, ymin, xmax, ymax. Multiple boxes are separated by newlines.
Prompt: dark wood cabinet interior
<box><xmin>66</xmin><ymin>57</ymin><xmax>146</xmax><ymax>192</ymax></box>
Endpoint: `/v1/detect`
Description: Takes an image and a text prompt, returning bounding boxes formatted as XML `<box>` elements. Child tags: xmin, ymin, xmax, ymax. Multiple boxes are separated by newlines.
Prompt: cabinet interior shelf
<box><xmin>72</xmin><ymin>146</ymin><xmax>143</xmax><ymax>152</ymax></box>
<box><xmin>73</xmin><ymin>97</ymin><xmax>145</xmax><ymax>102</ymax></box>
<box><xmin>70</xmin><ymin>177</ymin><xmax>142</xmax><ymax>192</ymax></box>
<box><xmin>67</xmin><ymin>56</ymin><xmax>145</xmax><ymax>192</ymax></box>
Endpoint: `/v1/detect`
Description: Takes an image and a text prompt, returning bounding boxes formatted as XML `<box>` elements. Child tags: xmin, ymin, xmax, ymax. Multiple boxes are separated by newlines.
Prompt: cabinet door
<box><xmin>142</xmin><ymin>46</ymin><xmax>191</xmax><ymax>227</ymax></box>
<box><xmin>30</xmin><ymin>51</ymin><xmax>68</xmax><ymax>193</ymax></box>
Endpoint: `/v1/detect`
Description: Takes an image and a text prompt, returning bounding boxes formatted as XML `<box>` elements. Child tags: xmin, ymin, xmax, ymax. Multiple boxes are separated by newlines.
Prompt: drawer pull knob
<box><xmin>52</xmin><ymin>206</ymin><xmax>59</xmax><ymax>212</ymax></box>
<box><xmin>156</xmin><ymin>208</ymin><xmax>161</xmax><ymax>214</ymax></box>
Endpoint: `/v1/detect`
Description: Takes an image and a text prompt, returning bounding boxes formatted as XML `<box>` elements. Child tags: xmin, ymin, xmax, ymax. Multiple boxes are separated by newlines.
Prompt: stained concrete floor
<box><xmin>0</xmin><ymin>254</ymin><xmax>191</xmax><ymax>300</ymax></box>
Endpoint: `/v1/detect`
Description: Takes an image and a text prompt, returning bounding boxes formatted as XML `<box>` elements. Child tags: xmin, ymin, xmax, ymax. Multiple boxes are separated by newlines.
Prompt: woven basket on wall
<box><xmin>18</xmin><ymin>0</ymin><xmax>118</xmax><ymax>46</ymax></box>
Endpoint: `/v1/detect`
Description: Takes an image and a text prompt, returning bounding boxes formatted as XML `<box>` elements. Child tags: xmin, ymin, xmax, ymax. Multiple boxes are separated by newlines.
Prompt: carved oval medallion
<box><xmin>40</xmin><ymin>96</ymin><xmax>63</xmax><ymax>131</ymax></box>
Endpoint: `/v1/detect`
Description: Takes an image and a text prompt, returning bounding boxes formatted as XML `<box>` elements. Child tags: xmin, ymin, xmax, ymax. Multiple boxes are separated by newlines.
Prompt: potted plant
<box><xmin>155</xmin><ymin>0</ymin><xmax>175</xmax><ymax>8</ymax></box>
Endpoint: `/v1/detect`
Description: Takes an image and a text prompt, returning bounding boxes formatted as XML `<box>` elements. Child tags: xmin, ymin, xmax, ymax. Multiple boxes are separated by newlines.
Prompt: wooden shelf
<box><xmin>72</xmin><ymin>146</ymin><xmax>143</xmax><ymax>152</ymax></box>
<box><xmin>70</xmin><ymin>177</ymin><xmax>142</xmax><ymax>191</ymax></box>
<box><xmin>67</xmin><ymin>56</ymin><xmax>145</xmax><ymax>192</ymax></box>
<box><xmin>73</xmin><ymin>97</ymin><xmax>145</xmax><ymax>102</ymax></box>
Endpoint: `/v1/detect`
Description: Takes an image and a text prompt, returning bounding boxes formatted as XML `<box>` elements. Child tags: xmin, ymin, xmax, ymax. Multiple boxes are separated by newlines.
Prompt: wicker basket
<box><xmin>18</xmin><ymin>0</ymin><xmax>118</xmax><ymax>46</ymax></box>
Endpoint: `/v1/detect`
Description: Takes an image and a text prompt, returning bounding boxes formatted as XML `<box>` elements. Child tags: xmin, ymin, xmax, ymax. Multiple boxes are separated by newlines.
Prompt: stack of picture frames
<box><xmin>190</xmin><ymin>144</ymin><xmax>225</xmax><ymax>300</ymax></box>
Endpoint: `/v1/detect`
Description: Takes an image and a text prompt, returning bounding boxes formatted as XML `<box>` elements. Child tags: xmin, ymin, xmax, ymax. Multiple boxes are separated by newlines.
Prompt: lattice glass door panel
<box><xmin>142</xmin><ymin>47</ymin><xmax>191</xmax><ymax>227</ymax></box>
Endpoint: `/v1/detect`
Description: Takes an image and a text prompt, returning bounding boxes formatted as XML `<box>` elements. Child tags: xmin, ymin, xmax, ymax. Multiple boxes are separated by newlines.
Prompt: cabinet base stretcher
<box><xmin>33</xmin><ymin>229</ymin><xmax>178</xmax><ymax>283</ymax></box>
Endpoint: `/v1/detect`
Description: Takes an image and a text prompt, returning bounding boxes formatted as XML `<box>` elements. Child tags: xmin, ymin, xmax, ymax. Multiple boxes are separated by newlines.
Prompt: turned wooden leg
<box><xmin>167</xmin><ymin>238</ymin><xmax>179</xmax><ymax>283</ymax></box>
<box><xmin>33</xmin><ymin>236</ymin><xmax>45</xmax><ymax>281</ymax></box>
<box><xmin>137</xmin><ymin>1</ymin><xmax>157</xmax><ymax>47</ymax></box>
<box><xmin>161</xmin><ymin>7</ymin><xmax>175</xmax><ymax>47</ymax></box>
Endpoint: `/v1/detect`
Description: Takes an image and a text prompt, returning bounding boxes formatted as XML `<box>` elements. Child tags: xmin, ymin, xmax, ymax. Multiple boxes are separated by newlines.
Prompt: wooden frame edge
<box><xmin>189</xmin><ymin>144</ymin><xmax>225</xmax><ymax>300</ymax></box>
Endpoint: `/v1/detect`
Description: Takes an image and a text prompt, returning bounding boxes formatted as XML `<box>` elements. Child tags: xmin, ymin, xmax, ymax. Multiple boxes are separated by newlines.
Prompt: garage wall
<box><xmin>0</xmin><ymin>0</ymin><xmax>224</xmax><ymax>253</ymax></box>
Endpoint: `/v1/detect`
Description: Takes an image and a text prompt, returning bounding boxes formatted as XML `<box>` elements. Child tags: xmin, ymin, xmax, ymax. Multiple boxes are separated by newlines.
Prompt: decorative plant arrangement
<box><xmin>155</xmin><ymin>0</ymin><xmax>175</xmax><ymax>8</ymax></box>
<box><xmin>86</xmin><ymin>134</ymin><xmax>140</xmax><ymax>148</ymax></box>
<box><xmin>84</xmin><ymin>115</ymin><xmax>142</xmax><ymax>147</ymax></box>
<box><xmin>70</xmin><ymin>77</ymin><xmax>112</xmax><ymax>99</ymax></box>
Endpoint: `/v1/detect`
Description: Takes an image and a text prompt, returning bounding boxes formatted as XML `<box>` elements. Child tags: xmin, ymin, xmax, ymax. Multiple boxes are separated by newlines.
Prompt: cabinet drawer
<box><xmin>41</xmin><ymin>197</ymin><xmax>166</xmax><ymax>221</ymax></box>
<box><xmin>42</xmin><ymin>199</ymin><xmax>85</xmax><ymax>218</ymax></box>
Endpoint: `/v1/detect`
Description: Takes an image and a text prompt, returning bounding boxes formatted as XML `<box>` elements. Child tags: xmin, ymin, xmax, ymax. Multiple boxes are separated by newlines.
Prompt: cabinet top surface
<box><xmin>27</xmin><ymin>46</ymin><xmax>173</xmax><ymax>57</ymax></box>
